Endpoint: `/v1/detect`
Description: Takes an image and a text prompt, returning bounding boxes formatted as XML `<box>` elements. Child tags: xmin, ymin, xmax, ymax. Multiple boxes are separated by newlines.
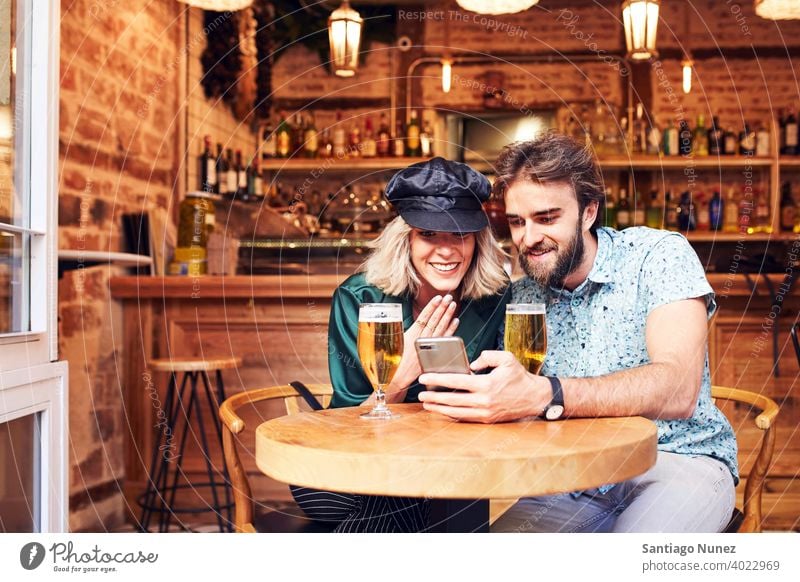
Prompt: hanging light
<box><xmin>754</xmin><ymin>0</ymin><xmax>800</xmax><ymax>19</ymax></box>
<box><xmin>456</xmin><ymin>1</ymin><xmax>539</xmax><ymax>15</ymax></box>
<box><xmin>328</xmin><ymin>1</ymin><xmax>363</xmax><ymax>77</ymax></box>
<box><xmin>622</xmin><ymin>0</ymin><xmax>660</xmax><ymax>61</ymax></box>
<box><xmin>177</xmin><ymin>0</ymin><xmax>253</xmax><ymax>10</ymax></box>
<box><xmin>441</xmin><ymin>57</ymin><xmax>453</xmax><ymax>93</ymax></box>
<box><xmin>681</xmin><ymin>56</ymin><xmax>693</xmax><ymax>94</ymax></box>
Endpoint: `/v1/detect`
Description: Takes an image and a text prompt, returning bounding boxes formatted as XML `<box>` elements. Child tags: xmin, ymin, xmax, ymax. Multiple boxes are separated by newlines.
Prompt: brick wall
<box><xmin>59</xmin><ymin>0</ymin><xmax>183</xmax><ymax>531</ymax></box>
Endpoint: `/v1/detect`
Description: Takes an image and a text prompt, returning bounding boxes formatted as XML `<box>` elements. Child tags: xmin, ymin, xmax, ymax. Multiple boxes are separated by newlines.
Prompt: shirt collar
<box><xmin>546</xmin><ymin>228</ymin><xmax>615</xmax><ymax>296</ymax></box>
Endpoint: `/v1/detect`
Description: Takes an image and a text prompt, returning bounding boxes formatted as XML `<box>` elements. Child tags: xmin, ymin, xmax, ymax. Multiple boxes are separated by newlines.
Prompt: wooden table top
<box><xmin>255</xmin><ymin>404</ymin><xmax>658</xmax><ymax>499</ymax></box>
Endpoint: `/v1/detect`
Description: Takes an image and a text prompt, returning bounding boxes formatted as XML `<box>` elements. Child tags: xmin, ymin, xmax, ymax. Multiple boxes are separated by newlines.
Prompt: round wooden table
<box><xmin>256</xmin><ymin>404</ymin><xmax>657</xmax><ymax>528</ymax></box>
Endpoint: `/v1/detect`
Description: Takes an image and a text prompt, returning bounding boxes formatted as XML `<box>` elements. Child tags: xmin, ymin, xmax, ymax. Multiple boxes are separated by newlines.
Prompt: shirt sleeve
<box><xmin>639</xmin><ymin>233</ymin><xmax>717</xmax><ymax>319</ymax></box>
<box><xmin>327</xmin><ymin>285</ymin><xmax>373</xmax><ymax>408</ymax></box>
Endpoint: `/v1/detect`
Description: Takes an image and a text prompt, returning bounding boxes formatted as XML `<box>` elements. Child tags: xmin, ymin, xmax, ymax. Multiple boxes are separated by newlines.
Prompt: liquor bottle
<box><xmin>603</xmin><ymin>187</ymin><xmax>617</xmax><ymax>229</ymax></box>
<box><xmin>260</xmin><ymin>153</ymin><xmax>271</xmax><ymax>198</ymax></box>
<box><xmin>348</xmin><ymin>119</ymin><xmax>361</xmax><ymax>157</ymax></box>
<box><xmin>406</xmin><ymin>110</ymin><xmax>422</xmax><ymax>156</ymax></box>
<box><xmin>251</xmin><ymin>157</ymin><xmax>263</xmax><ymax>199</ymax></box>
<box><xmin>633</xmin><ymin>190</ymin><xmax>646</xmax><ymax>225</ymax></box>
<box><xmin>362</xmin><ymin>118</ymin><xmax>377</xmax><ymax>158</ymax></box>
<box><xmin>420</xmin><ymin>120</ymin><xmax>433</xmax><ymax>157</ymax></box>
<box><xmin>664</xmin><ymin>190</ymin><xmax>678</xmax><ymax>230</ymax></box>
<box><xmin>318</xmin><ymin>128</ymin><xmax>332</xmax><ymax>159</ymax></box>
<box><xmin>723</xmin><ymin>188</ymin><xmax>739</xmax><ymax>233</ymax></box>
<box><xmin>677</xmin><ymin>191</ymin><xmax>696</xmax><ymax>231</ymax></box>
<box><xmin>262</xmin><ymin>119</ymin><xmax>277</xmax><ymax>159</ymax></box>
<box><xmin>393</xmin><ymin>119</ymin><xmax>405</xmax><ymax>157</ymax></box>
<box><xmin>709</xmin><ymin>190</ymin><xmax>723</xmax><ymax>231</ymax></box>
<box><xmin>303</xmin><ymin>113</ymin><xmax>319</xmax><ymax>158</ymax></box>
<box><xmin>662</xmin><ymin>119</ymin><xmax>679</xmax><ymax>156</ymax></box>
<box><xmin>784</xmin><ymin>108</ymin><xmax>798</xmax><ymax>155</ymax></box>
<box><xmin>215</xmin><ymin>143</ymin><xmax>226</xmax><ymax>195</ymax></box>
<box><xmin>693</xmin><ymin>114</ymin><xmax>709</xmax><ymax>156</ymax></box>
<box><xmin>756</xmin><ymin>124</ymin><xmax>771</xmax><ymax>157</ymax></box>
<box><xmin>333</xmin><ymin>112</ymin><xmax>347</xmax><ymax>158</ymax></box>
<box><xmin>292</xmin><ymin>114</ymin><xmax>305</xmax><ymax>156</ymax></box>
<box><xmin>235</xmin><ymin>149</ymin><xmax>247</xmax><ymax>198</ymax></box>
<box><xmin>708</xmin><ymin>116</ymin><xmax>723</xmax><ymax>156</ymax></box>
<box><xmin>617</xmin><ymin>188</ymin><xmax>631</xmax><ymax>229</ymax></box>
<box><xmin>225</xmin><ymin>148</ymin><xmax>237</xmax><ymax>197</ymax></box>
<box><xmin>632</xmin><ymin>103</ymin><xmax>646</xmax><ymax>153</ymax></box>
<box><xmin>645</xmin><ymin>189</ymin><xmax>661</xmax><ymax>228</ymax></box>
<box><xmin>723</xmin><ymin>127</ymin><xmax>738</xmax><ymax>155</ymax></box>
<box><xmin>276</xmin><ymin>113</ymin><xmax>291</xmax><ymax>158</ymax></box>
<box><xmin>199</xmin><ymin>135</ymin><xmax>216</xmax><ymax>193</ymax></box>
<box><xmin>739</xmin><ymin>122</ymin><xmax>756</xmax><ymax>156</ymax></box>
<box><xmin>754</xmin><ymin>190</ymin><xmax>770</xmax><ymax>232</ymax></box>
<box><xmin>646</xmin><ymin>124</ymin><xmax>661</xmax><ymax>155</ymax></box>
<box><xmin>377</xmin><ymin>113</ymin><xmax>391</xmax><ymax>157</ymax></box>
<box><xmin>778</xmin><ymin>108</ymin><xmax>786</xmax><ymax>154</ymax></box>
<box><xmin>738</xmin><ymin>192</ymin><xmax>753</xmax><ymax>233</ymax></box>
<box><xmin>679</xmin><ymin>120</ymin><xmax>693</xmax><ymax>156</ymax></box>
<box><xmin>780</xmin><ymin>182</ymin><xmax>798</xmax><ymax>231</ymax></box>
<box><xmin>696</xmin><ymin>193</ymin><xmax>710</xmax><ymax>230</ymax></box>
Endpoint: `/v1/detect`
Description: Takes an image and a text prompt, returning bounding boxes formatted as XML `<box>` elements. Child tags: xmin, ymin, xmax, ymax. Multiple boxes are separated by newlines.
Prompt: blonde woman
<box><xmin>291</xmin><ymin>157</ymin><xmax>510</xmax><ymax>532</ymax></box>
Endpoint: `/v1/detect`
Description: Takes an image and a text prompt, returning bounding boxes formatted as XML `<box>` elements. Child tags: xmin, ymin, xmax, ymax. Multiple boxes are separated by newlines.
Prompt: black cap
<box><xmin>384</xmin><ymin>157</ymin><xmax>490</xmax><ymax>233</ymax></box>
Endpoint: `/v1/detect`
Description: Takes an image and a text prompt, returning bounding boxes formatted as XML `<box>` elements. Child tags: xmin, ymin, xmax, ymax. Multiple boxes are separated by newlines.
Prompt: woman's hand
<box><xmin>383</xmin><ymin>294</ymin><xmax>460</xmax><ymax>403</ymax></box>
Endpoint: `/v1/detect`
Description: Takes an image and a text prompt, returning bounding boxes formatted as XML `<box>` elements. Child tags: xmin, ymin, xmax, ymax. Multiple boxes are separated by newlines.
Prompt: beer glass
<box><xmin>504</xmin><ymin>303</ymin><xmax>547</xmax><ymax>375</ymax></box>
<box><xmin>357</xmin><ymin>303</ymin><xmax>404</xmax><ymax>419</ymax></box>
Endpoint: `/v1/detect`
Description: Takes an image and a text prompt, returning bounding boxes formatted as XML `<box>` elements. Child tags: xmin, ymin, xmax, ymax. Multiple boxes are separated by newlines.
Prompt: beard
<box><xmin>518</xmin><ymin>222</ymin><xmax>585</xmax><ymax>289</ymax></box>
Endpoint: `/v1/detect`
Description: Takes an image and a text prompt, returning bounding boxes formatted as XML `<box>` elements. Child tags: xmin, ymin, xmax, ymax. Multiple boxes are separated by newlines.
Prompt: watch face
<box><xmin>545</xmin><ymin>404</ymin><xmax>564</xmax><ymax>421</ymax></box>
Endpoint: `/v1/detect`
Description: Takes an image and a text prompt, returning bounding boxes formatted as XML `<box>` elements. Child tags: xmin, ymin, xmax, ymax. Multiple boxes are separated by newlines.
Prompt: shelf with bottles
<box><xmin>597</xmin><ymin>155</ymin><xmax>774</xmax><ymax>170</ymax></box>
<box><xmin>259</xmin><ymin>156</ymin><xmax>434</xmax><ymax>172</ymax></box>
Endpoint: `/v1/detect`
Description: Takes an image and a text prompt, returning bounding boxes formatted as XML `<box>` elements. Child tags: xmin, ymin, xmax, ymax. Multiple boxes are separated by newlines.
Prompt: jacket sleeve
<box><xmin>328</xmin><ymin>285</ymin><xmax>373</xmax><ymax>408</ymax></box>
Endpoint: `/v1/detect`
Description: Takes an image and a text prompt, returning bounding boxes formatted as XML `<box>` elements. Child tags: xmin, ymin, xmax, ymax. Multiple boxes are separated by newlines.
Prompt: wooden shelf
<box><xmin>261</xmin><ymin>157</ymin><xmax>432</xmax><ymax>172</ymax></box>
<box><xmin>598</xmin><ymin>156</ymin><xmax>774</xmax><ymax>169</ymax></box>
<box><xmin>778</xmin><ymin>157</ymin><xmax>800</xmax><ymax>168</ymax></box>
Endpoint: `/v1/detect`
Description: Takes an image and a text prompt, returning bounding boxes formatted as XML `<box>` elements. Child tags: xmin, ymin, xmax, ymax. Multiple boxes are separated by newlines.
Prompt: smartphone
<box><xmin>415</xmin><ymin>337</ymin><xmax>471</xmax><ymax>375</ymax></box>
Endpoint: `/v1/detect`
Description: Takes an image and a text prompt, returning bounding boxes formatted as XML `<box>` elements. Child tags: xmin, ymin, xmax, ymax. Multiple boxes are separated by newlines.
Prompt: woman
<box><xmin>292</xmin><ymin>157</ymin><xmax>510</xmax><ymax>532</ymax></box>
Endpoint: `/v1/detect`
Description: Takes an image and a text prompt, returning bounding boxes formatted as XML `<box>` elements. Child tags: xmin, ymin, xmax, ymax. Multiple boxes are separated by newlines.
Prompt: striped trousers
<box><xmin>290</xmin><ymin>485</ymin><xmax>430</xmax><ymax>533</ymax></box>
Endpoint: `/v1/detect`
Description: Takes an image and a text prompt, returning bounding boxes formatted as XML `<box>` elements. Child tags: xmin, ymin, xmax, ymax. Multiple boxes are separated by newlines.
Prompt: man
<box><xmin>418</xmin><ymin>133</ymin><xmax>738</xmax><ymax>533</ymax></box>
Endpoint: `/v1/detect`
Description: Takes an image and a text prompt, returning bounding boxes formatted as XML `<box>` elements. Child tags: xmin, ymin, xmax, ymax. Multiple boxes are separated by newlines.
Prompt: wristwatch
<box><xmin>542</xmin><ymin>376</ymin><xmax>565</xmax><ymax>421</ymax></box>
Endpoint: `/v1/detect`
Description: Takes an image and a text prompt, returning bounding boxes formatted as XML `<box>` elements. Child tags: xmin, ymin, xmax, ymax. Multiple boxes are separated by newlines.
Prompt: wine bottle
<box><xmin>693</xmin><ymin>115</ymin><xmax>709</xmax><ymax>156</ymax></box>
<box><xmin>617</xmin><ymin>188</ymin><xmax>631</xmax><ymax>229</ymax></box>
<box><xmin>406</xmin><ymin>110</ymin><xmax>421</xmax><ymax>157</ymax></box>
<box><xmin>377</xmin><ymin>113</ymin><xmax>391</xmax><ymax>157</ymax></box>
<box><xmin>199</xmin><ymin>135</ymin><xmax>216</xmax><ymax>193</ymax></box>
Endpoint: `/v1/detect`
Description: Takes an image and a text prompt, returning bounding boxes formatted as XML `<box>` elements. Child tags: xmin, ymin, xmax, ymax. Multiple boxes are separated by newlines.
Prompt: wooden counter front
<box><xmin>110</xmin><ymin>273</ymin><xmax>800</xmax><ymax>530</ymax></box>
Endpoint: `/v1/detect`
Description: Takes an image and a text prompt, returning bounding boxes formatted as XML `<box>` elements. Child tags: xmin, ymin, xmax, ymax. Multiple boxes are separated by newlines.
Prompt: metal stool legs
<box><xmin>138</xmin><ymin>369</ymin><xmax>234</xmax><ymax>532</ymax></box>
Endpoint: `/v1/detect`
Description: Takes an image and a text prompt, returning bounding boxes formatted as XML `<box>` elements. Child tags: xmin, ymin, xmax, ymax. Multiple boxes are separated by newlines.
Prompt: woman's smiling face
<box><xmin>409</xmin><ymin>229</ymin><xmax>476</xmax><ymax>296</ymax></box>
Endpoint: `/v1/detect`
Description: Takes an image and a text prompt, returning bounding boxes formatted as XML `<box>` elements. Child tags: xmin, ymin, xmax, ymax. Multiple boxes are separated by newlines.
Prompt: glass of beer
<box><xmin>504</xmin><ymin>303</ymin><xmax>547</xmax><ymax>375</ymax></box>
<box><xmin>357</xmin><ymin>303</ymin><xmax>404</xmax><ymax>419</ymax></box>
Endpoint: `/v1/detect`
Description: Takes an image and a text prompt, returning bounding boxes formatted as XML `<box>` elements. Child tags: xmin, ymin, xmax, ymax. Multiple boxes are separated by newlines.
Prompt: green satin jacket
<box><xmin>328</xmin><ymin>272</ymin><xmax>511</xmax><ymax>408</ymax></box>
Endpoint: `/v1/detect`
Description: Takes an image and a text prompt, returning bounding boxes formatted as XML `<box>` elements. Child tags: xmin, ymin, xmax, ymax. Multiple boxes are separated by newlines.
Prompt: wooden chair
<box><xmin>712</xmin><ymin>385</ymin><xmax>779</xmax><ymax>533</ymax></box>
<box><xmin>218</xmin><ymin>383</ymin><xmax>334</xmax><ymax>533</ymax></box>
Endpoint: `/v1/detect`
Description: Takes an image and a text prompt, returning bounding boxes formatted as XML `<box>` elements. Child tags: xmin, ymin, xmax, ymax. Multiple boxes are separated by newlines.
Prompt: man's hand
<box><xmin>417</xmin><ymin>350</ymin><xmax>551</xmax><ymax>423</ymax></box>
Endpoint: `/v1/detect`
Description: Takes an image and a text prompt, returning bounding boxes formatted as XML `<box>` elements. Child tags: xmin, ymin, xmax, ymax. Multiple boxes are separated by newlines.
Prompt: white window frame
<box><xmin>0</xmin><ymin>0</ymin><xmax>58</xmax><ymax>365</ymax></box>
<box><xmin>0</xmin><ymin>0</ymin><xmax>65</xmax><ymax>532</ymax></box>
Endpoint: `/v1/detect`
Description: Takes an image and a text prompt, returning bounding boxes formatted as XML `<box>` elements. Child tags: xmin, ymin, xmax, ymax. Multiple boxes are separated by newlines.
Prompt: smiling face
<box><xmin>505</xmin><ymin>180</ymin><xmax>598</xmax><ymax>290</ymax></box>
<box><xmin>409</xmin><ymin>229</ymin><xmax>476</xmax><ymax>299</ymax></box>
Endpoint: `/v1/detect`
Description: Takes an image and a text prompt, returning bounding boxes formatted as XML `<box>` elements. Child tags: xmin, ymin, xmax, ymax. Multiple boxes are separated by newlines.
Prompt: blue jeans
<box><xmin>491</xmin><ymin>452</ymin><xmax>735</xmax><ymax>533</ymax></box>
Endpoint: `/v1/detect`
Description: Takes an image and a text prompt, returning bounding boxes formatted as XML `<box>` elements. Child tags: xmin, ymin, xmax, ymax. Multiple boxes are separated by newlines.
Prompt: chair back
<box><xmin>218</xmin><ymin>384</ymin><xmax>333</xmax><ymax>532</ymax></box>
<box><xmin>711</xmin><ymin>386</ymin><xmax>779</xmax><ymax>533</ymax></box>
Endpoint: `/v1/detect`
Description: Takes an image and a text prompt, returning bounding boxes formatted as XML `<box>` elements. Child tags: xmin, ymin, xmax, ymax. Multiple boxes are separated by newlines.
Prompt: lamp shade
<box><xmin>622</xmin><ymin>0</ymin><xmax>660</xmax><ymax>61</ymax></box>
<box><xmin>455</xmin><ymin>1</ymin><xmax>539</xmax><ymax>15</ymax></box>
<box><xmin>755</xmin><ymin>0</ymin><xmax>800</xmax><ymax>19</ymax></box>
<box><xmin>177</xmin><ymin>0</ymin><xmax>253</xmax><ymax>11</ymax></box>
<box><xmin>328</xmin><ymin>1</ymin><xmax>363</xmax><ymax>77</ymax></box>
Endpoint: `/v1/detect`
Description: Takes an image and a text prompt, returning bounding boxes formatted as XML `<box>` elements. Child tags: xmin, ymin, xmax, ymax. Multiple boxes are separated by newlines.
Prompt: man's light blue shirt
<box><xmin>510</xmin><ymin>227</ymin><xmax>739</xmax><ymax>492</ymax></box>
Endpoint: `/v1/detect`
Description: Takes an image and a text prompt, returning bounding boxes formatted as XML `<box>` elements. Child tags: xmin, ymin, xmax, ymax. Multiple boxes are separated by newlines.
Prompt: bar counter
<box><xmin>110</xmin><ymin>273</ymin><xmax>800</xmax><ymax>530</ymax></box>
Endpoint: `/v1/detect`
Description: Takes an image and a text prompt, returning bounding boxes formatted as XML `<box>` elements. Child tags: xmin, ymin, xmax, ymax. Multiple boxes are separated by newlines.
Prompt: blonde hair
<box><xmin>359</xmin><ymin>216</ymin><xmax>508</xmax><ymax>300</ymax></box>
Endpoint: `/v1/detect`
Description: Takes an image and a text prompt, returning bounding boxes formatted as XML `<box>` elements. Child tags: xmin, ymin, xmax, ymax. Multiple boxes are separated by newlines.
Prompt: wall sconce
<box><xmin>682</xmin><ymin>57</ymin><xmax>693</xmax><ymax>94</ymax></box>
<box><xmin>328</xmin><ymin>1</ymin><xmax>363</xmax><ymax>77</ymax></box>
<box><xmin>456</xmin><ymin>1</ymin><xmax>538</xmax><ymax>15</ymax></box>
<box><xmin>755</xmin><ymin>0</ymin><xmax>800</xmax><ymax>19</ymax></box>
<box><xmin>622</xmin><ymin>0</ymin><xmax>660</xmax><ymax>61</ymax></box>
<box><xmin>441</xmin><ymin>58</ymin><xmax>453</xmax><ymax>93</ymax></box>
<box><xmin>177</xmin><ymin>0</ymin><xmax>253</xmax><ymax>10</ymax></box>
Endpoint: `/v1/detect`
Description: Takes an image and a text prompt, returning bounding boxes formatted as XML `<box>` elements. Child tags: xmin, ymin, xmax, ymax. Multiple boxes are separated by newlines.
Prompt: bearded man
<box><xmin>417</xmin><ymin>132</ymin><xmax>738</xmax><ymax>533</ymax></box>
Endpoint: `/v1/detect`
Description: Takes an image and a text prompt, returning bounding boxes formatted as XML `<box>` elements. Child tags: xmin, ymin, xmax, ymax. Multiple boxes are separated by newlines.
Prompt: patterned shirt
<box><xmin>511</xmin><ymin>227</ymin><xmax>739</xmax><ymax>487</ymax></box>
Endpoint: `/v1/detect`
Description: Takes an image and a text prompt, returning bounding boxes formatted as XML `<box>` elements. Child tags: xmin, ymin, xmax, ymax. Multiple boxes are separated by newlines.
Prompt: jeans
<box><xmin>491</xmin><ymin>452</ymin><xmax>735</xmax><ymax>533</ymax></box>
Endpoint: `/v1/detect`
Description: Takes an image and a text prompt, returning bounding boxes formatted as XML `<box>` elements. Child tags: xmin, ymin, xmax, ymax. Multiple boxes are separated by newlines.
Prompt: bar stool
<box><xmin>138</xmin><ymin>356</ymin><xmax>241</xmax><ymax>532</ymax></box>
